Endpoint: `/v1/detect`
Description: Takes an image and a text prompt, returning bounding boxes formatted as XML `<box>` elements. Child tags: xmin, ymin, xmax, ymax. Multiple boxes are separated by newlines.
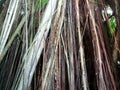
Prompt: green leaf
<box><xmin>109</xmin><ymin>16</ymin><xmax>116</xmax><ymax>36</ymax></box>
<box><xmin>37</xmin><ymin>0</ymin><xmax>48</xmax><ymax>10</ymax></box>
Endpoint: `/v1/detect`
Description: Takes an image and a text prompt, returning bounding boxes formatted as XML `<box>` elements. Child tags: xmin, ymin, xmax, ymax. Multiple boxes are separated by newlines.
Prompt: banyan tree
<box><xmin>0</xmin><ymin>0</ymin><xmax>120</xmax><ymax>90</ymax></box>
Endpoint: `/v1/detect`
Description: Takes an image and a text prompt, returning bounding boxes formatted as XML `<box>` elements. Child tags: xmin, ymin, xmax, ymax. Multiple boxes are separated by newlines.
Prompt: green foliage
<box><xmin>109</xmin><ymin>16</ymin><xmax>116</xmax><ymax>36</ymax></box>
<box><xmin>37</xmin><ymin>0</ymin><xmax>48</xmax><ymax>10</ymax></box>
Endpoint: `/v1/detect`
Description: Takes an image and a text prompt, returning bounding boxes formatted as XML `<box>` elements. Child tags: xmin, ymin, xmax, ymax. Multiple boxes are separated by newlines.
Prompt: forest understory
<box><xmin>0</xmin><ymin>0</ymin><xmax>120</xmax><ymax>90</ymax></box>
